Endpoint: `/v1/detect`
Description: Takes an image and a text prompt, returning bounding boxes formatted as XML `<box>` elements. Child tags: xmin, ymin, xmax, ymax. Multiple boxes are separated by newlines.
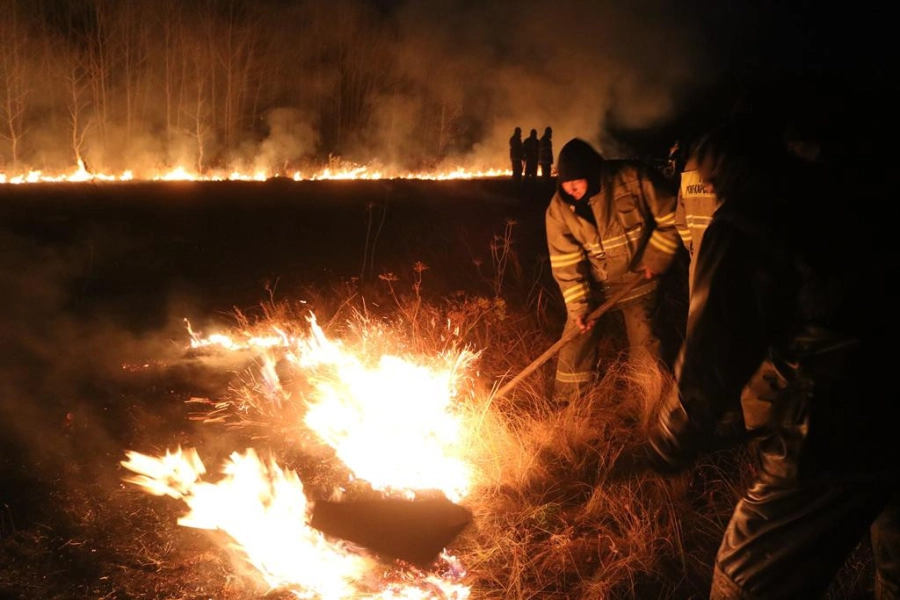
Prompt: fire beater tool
<box><xmin>309</xmin><ymin>495</ymin><xmax>473</xmax><ymax>568</ymax></box>
<box><xmin>493</xmin><ymin>275</ymin><xmax>648</xmax><ymax>399</ymax></box>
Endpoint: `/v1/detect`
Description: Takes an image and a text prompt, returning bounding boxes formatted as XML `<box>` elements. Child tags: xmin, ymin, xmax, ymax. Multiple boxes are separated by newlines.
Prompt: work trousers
<box><xmin>553</xmin><ymin>291</ymin><xmax>660</xmax><ymax>404</ymax></box>
<box><xmin>711</xmin><ymin>477</ymin><xmax>900</xmax><ymax>599</ymax></box>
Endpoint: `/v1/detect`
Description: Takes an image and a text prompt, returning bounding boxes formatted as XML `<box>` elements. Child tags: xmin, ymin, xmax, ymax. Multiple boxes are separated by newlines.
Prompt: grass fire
<box><xmin>0</xmin><ymin>160</ymin><xmax>512</xmax><ymax>185</ymax></box>
<box><xmin>0</xmin><ymin>177</ymin><xmax>877</xmax><ymax>599</ymax></box>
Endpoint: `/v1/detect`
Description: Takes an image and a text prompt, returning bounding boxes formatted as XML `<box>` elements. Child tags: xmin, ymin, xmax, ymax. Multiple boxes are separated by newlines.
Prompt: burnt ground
<box><xmin>0</xmin><ymin>177</ymin><xmax>558</xmax><ymax>599</ymax></box>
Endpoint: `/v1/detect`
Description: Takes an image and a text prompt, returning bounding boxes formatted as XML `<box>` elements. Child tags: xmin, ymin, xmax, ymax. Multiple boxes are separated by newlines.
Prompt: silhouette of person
<box><xmin>509</xmin><ymin>127</ymin><xmax>524</xmax><ymax>181</ymax></box>
<box><xmin>539</xmin><ymin>127</ymin><xmax>554</xmax><ymax>180</ymax></box>
<box><xmin>523</xmin><ymin>129</ymin><xmax>539</xmax><ymax>180</ymax></box>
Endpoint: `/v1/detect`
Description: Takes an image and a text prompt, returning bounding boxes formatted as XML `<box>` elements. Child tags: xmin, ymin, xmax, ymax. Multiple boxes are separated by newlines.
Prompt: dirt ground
<box><xmin>0</xmin><ymin>177</ymin><xmax>556</xmax><ymax>599</ymax></box>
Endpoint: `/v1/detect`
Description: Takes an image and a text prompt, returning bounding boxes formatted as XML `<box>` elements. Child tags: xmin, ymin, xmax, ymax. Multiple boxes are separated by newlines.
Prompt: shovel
<box><xmin>309</xmin><ymin>495</ymin><xmax>473</xmax><ymax>568</ymax></box>
<box><xmin>493</xmin><ymin>275</ymin><xmax>648</xmax><ymax>399</ymax></box>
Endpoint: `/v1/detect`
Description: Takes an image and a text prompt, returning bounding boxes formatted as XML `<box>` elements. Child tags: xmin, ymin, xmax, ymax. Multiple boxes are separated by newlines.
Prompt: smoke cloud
<box><xmin>0</xmin><ymin>227</ymin><xmax>234</xmax><ymax>489</ymax></box>
<box><xmin>0</xmin><ymin>0</ymin><xmax>889</xmax><ymax>175</ymax></box>
<box><xmin>0</xmin><ymin>0</ymin><xmax>838</xmax><ymax>177</ymax></box>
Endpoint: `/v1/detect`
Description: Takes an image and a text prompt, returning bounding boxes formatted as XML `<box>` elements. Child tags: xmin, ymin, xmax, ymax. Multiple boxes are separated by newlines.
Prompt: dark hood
<box><xmin>556</xmin><ymin>138</ymin><xmax>603</xmax><ymax>202</ymax></box>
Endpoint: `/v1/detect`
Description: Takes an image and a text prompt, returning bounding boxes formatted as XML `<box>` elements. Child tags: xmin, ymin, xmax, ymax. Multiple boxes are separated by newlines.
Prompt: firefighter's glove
<box><xmin>575</xmin><ymin>312</ymin><xmax>595</xmax><ymax>333</ymax></box>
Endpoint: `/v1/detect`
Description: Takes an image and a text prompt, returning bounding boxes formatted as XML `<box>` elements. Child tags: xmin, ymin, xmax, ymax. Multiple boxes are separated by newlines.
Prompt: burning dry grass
<box><xmin>457</xmin><ymin>355</ymin><xmax>740</xmax><ymax>599</ymax></box>
<box><xmin>0</xmin><ymin>280</ymin><xmax>877</xmax><ymax>598</ymax></box>
<box><xmin>142</xmin><ymin>285</ymin><xmax>875</xmax><ymax>599</ymax></box>
<box><xmin>0</xmin><ymin>213</ymin><xmax>877</xmax><ymax>598</ymax></box>
<box><xmin>136</xmin><ymin>290</ymin><xmax>745</xmax><ymax>598</ymax></box>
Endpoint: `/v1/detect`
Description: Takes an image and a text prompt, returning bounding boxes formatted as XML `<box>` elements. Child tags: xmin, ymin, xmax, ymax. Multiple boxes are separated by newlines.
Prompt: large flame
<box><xmin>122</xmin><ymin>447</ymin><xmax>470</xmax><ymax>598</ymax></box>
<box><xmin>123</xmin><ymin>312</ymin><xmax>479</xmax><ymax>597</ymax></box>
<box><xmin>288</xmin><ymin>316</ymin><xmax>474</xmax><ymax>501</ymax></box>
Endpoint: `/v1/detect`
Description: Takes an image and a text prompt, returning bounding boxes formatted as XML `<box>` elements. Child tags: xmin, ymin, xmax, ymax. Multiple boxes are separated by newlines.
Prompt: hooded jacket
<box><xmin>546</xmin><ymin>138</ymin><xmax>681</xmax><ymax>316</ymax></box>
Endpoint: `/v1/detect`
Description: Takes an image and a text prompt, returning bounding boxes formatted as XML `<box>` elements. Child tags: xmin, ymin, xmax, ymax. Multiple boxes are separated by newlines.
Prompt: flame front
<box><xmin>124</xmin><ymin>313</ymin><xmax>478</xmax><ymax>598</ymax></box>
<box><xmin>0</xmin><ymin>161</ymin><xmax>509</xmax><ymax>184</ymax></box>
<box><xmin>122</xmin><ymin>447</ymin><xmax>376</xmax><ymax>597</ymax></box>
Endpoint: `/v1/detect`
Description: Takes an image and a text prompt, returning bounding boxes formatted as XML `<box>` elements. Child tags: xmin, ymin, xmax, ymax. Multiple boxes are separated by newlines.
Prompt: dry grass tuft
<box><xmin>450</xmin><ymin>341</ymin><xmax>731</xmax><ymax>598</ymax></box>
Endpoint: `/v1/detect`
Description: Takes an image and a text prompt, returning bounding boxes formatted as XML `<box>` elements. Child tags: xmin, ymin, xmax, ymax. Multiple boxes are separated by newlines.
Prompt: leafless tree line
<box><xmin>0</xmin><ymin>0</ymin><xmax>469</xmax><ymax>174</ymax></box>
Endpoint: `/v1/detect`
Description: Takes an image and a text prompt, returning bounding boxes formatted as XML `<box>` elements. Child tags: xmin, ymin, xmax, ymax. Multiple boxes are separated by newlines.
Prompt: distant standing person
<box><xmin>539</xmin><ymin>127</ymin><xmax>554</xmax><ymax>180</ymax></box>
<box><xmin>509</xmin><ymin>127</ymin><xmax>524</xmax><ymax>182</ymax></box>
<box><xmin>546</xmin><ymin>138</ymin><xmax>684</xmax><ymax>405</ymax></box>
<box><xmin>523</xmin><ymin>129</ymin><xmax>539</xmax><ymax>180</ymax></box>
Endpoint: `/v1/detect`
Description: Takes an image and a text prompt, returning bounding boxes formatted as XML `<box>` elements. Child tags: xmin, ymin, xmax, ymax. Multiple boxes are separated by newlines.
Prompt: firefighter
<box><xmin>539</xmin><ymin>126</ymin><xmax>554</xmax><ymax>181</ymax></box>
<box><xmin>546</xmin><ymin>138</ymin><xmax>684</xmax><ymax>405</ymax></box>
<box><xmin>621</xmin><ymin>117</ymin><xmax>899</xmax><ymax>598</ymax></box>
<box><xmin>509</xmin><ymin>127</ymin><xmax>524</xmax><ymax>182</ymax></box>
<box><xmin>523</xmin><ymin>128</ymin><xmax>539</xmax><ymax>180</ymax></box>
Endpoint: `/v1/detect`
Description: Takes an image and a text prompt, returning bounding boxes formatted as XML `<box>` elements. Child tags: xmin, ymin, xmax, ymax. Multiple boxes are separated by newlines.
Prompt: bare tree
<box><xmin>183</xmin><ymin>44</ymin><xmax>212</xmax><ymax>173</ymax></box>
<box><xmin>0</xmin><ymin>0</ymin><xmax>462</xmax><ymax>171</ymax></box>
<box><xmin>436</xmin><ymin>99</ymin><xmax>464</xmax><ymax>160</ymax></box>
<box><xmin>80</xmin><ymin>0</ymin><xmax>111</xmax><ymax>143</ymax></box>
<box><xmin>111</xmin><ymin>1</ymin><xmax>152</xmax><ymax>148</ymax></box>
<box><xmin>155</xmin><ymin>0</ymin><xmax>191</xmax><ymax>153</ymax></box>
<box><xmin>64</xmin><ymin>52</ymin><xmax>95</xmax><ymax>168</ymax></box>
<box><xmin>296</xmin><ymin>0</ymin><xmax>398</xmax><ymax>156</ymax></box>
<box><xmin>213</xmin><ymin>0</ymin><xmax>253</xmax><ymax>151</ymax></box>
<box><xmin>0</xmin><ymin>1</ymin><xmax>31</xmax><ymax>168</ymax></box>
<box><xmin>334</xmin><ymin>3</ymin><xmax>395</xmax><ymax>154</ymax></box>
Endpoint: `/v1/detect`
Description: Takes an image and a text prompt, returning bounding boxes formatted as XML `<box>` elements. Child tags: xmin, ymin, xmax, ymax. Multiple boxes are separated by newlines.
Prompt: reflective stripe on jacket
<box><xmin>676</xmin><ymin>169</ymin><xmax>718</xmax><ymax>256</ymax></box>
<box><xmin>674</xmin><ymin>168</ymin><xmax>718</xmax><ymax>292</ymax></box>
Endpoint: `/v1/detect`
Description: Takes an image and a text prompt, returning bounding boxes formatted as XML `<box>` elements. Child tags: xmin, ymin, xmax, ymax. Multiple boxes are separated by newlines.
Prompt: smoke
<box><xmin>0</xmin><ymin>0</ymin><xmax>881</xmax><ymax>176</ymax></box>
<box><xmin>0</xmin><ymin>227</ymin><xmax>228</xmax><ymax>491</ymax></box>
<box><xmin>253</xmin><ymin>107</ymin><xmax>320</xmax><ymax>174</ymax></box>
<box><xmin>377</xmin><ymin>0</ymin><xmax>731</xmax><ymax>159</ymax></box>
<box><xmin>0</xmin><ymin>231</ymin><xmax>108</xmax><ymax>474</ymax></box>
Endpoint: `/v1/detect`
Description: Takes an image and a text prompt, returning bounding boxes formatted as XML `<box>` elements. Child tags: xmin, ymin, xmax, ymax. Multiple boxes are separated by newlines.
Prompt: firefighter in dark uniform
<box><xmin>509</xmin><ymin>127</ymin><xmax>524</xmax><ymax>181</ymax></box>
<box><xmin>630</xmin><ymin>118</ymin><xmax>899</xmax><ymax>598</ymax></box>
<box><xmin>539</xmin><ymin>126</ymin><xmax>554</xmax><ymax>181</ymax></box>
<box><xmin>523</xmin><ymin>128</ymin><xmax>540</xmax><ymax>180</ymax></box>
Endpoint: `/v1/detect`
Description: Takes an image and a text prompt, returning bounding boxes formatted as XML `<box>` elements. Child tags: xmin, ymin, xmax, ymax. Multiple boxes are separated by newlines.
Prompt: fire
<box><xmin>122</xmin><ymin>447</ymin><xmax>470</xmax><ymax>598</ymax></box>
<box><xmin>123</xmin><ymin>312</ymin><xmax>480</xmax><ymax>597</ymax></box>
<box><xmin>0</xmin><ymin>160</ymin><xmax>510</xmax><ymax>184</ymax></box>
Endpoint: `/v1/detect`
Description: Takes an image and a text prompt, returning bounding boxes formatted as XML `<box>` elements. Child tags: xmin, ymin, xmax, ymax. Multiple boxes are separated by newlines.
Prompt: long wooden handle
<box><xmin>493</xmin><ymin>275</ymin><xmax>648</xmax><ymax>399</ymax></box>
